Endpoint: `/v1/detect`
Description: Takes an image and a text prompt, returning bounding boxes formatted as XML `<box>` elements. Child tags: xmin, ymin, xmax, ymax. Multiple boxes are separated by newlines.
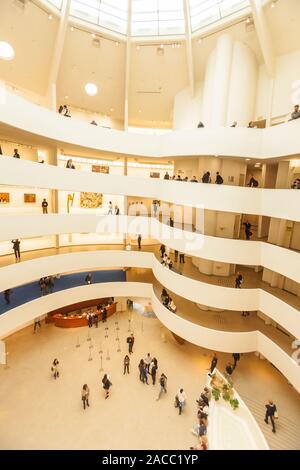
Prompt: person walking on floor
<box><xmin>264</xmin><ymin>400</ymin><xmax>277</xmax><ymax>433</ymax></box>
<box><xmin>34</xmin><ymin>316</ymin><xmax>41</xmax><ymax>333</ymax></box>
<box><xmin>81</xmin><ymin>384</ymin><xmax>90</xmax><ymax>410</ymax></box>
<box><xmin>141</xmin><ymin>363</ymin><xmax>149</xmax><ymax>384</ymax></box>
<box><xmin>51</xmin><ymin>359</ymin><xmax>60</xmax><ymax>379</ymax></box>
<box><xmin>42</xmin><ymin>198</ymin><xmax>48</xmax><ymax>214</ymax></box>
<box><xmin>124</xmin><ymin>355</ymin><xmax>130</xmax><ymax>375</ymax></box>
<box><xmin>137</xmin><ymin>234</ymin><xmax>142</xmax><ymax>250</ymax></box>
<box><xmin>144</xmin><ymin>353</ymin><xmax>152</xmax><ymax>373</ymax></box>
<box><xmin>157</xmin><ymin>373</ymin><xmax>168</xmax><ymax>400</ymax></box>
<box><xmin>11</xmin><ymin>239</ymin><xmax>21</xmax><ymax>261</ymax></box>
<box><xmin>232</xmin><ymin>352</ymin><xmax>240</xmax><ymax>369</ymax></box>
<box><xmin>94</xmin><ymin>311</ymin><xmax>99</xmax><ymax>328</ymax></box>
<box><xmin>102</xmin><ymin>306</ymin><xmax>107</xmax><ymax>323</ymax></box>
<box><xmin>87</xmin><ymin>311</ymin><xmax>93</xmax><ymax>328</ymax></box>
<box><xmin>235</xmin><ymin>272</ymin><xmax>244</xmax><ymax>288</ymax></box>
<box><xmin>4</xmin><ymin>289</ymin><xmax>11</xmax><ymax>305</ymax></box>
<box><xmin>150</xmin><ymin>361</ymin><xmax>157</xmax><ymax>385</ymax></box>
<box><xmin>175</xmin><ymin>388</ymin><xmax>187</xmax><ymax>415</ymax></box>
<box><xmin>108</xmin><ymin>201</ymin><xmax>113</xmax><ymax>215</ymax></box>
<box><xmin>243</xmin><ymin>221</ymin><xmax>252</xmax><ymax>240</ymax></box>
<box><xmin>127</xmin><ymin>333</ymin><xmax>134</xmax><ymax>354</ymax></box>
<box><xmin>85</xmin><ymin>273</ymin><xmax>92</xmax><ymax>285</ymax></box>
<box><xmin>208</xmin><ymin>353</ymin><xmax>218</xmax><ymax>376</ymax></box>
<box><xmin>102</xmin><ymin>374</ymin><xmax>112</xmax><ymax>399</ymax></box>
<box><xmin>138</xmin><ymin>360</ymin><xmax>146</xmax><ymax>382</ymax></box>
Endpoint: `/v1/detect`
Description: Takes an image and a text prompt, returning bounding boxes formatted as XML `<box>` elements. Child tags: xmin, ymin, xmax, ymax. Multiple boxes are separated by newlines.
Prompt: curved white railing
<box><xmin>0</xmin><ymin>281</ymin><xmax>299</xmax><ymax>393</ymax></box>
<box><xmin>1</xmin><ymin>158</ymin><xmax>300</xmax><ymax>222</ymax></box>
<box><xmin>1</xmin><ymin>87</ymin><xmax>300</xmax><ymax>158</ymax></box>
<box><xmin>0</xmin><ymin>251</ymin><xmax>299</xmax><ymax>340</ymax></box>
<box><xmin>1</xmin><ymin>214</ymin><xmax>299</xmax><ymax>283</ymax></box>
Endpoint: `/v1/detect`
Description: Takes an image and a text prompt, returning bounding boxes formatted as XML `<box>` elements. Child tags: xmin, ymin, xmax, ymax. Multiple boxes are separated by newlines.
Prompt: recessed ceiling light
<box><xmin>115</xmin><ymin>41</ymin><xmax>119</xmax><ymax>47</ymax></box>
<box><xmin>70</xmin><ymin>26</ymin><xmax>74</xmax><ymax>32</ymax></box>
<box><xmin>160</xmin><ymin>44</ymin><xmax>164</xmax><ymax>48</ymax></box>
<box><xmin>138</xmin><ymin>109</ymin><xmax>142</xmax><ymax>113</ymax></box>
<box><xmin>91</xmin><ymin>33</ymin><xmax>96</xmax><ymax>39</ymax></box>
<box><xmin>246</xmin><ymin>17</ymin><xmax>251</xmax><ymax>24</ymax></box>
<box><xmin>271</xmin><ymin>1</ymin><xmax>276</xmax><ymax>8</ymax></box>
<box><xmin>85</xmin><ymin>82</ymin><xmax>98</xmax><ymax>96</ymax></box>
<box><xmin>48</xmin><ymin>14</ymin><xmax>53</xmax><ymax>20</ymax></box>
<box><xmin>64</xmin><ymin>95</ymin><xmax>69</xmax><ymax>100</ymax></box>
<box><xmin>0</xmin><ymin>41</ymin><xmax>15</xmax><ymax>60</ymax></box>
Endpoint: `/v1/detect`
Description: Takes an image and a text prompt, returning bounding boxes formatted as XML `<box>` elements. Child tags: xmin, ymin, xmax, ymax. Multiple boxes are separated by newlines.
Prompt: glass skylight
<box><xmin>70</xmin><ymin>0</ymin><xmax>128</xmax><ymax>34</ymax></box>
<box><xmin>46</xmin><ymin>0</ymin><xmax>250</xmax><ymax>37</ymax></box>
<box><xmin>189</xmin><ymin>0</ymin><xmax>249</xmax><ymax>32</ymax></box>
<box><xmin>45</xmin><ymin>0</ymin><xmax>63</xmax><ymax>9</ymax></box>
<box><xmin>131</xmin><ymin>0</ymin><xmax>185</xmax><ymax>37</ymax></box>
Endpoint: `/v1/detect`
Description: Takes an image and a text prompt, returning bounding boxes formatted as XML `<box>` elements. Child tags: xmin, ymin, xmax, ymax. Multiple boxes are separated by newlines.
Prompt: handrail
<box><xmin>0</xmin><ymin>250</ymin><xmax>299</xmax><ymax>340</ymax></box>
<box><xmin>0</xmin><ymin>158</ymin><xmax>299</xmax><ymax>222</ymax></box>
<box><xmin>0</xmin><ymin>214</ymin><xmax>299</xmax><ymax>282</ymax></box>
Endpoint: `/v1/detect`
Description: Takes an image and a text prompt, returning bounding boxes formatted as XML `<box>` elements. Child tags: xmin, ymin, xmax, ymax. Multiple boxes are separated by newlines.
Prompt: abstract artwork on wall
<box><xmin>92</xmin><ymin>165</ymin><xmax>109</xmax><ymax>174</ymax></box>
<box><xmin>80</xmin><ymin>192</ymin><xmax>103</xmax><ymax>209</ymax></box>
<box><xmin>24</xmin><ymin>193</ymin><xmax>36</xmax><ymax>203</ymax></box>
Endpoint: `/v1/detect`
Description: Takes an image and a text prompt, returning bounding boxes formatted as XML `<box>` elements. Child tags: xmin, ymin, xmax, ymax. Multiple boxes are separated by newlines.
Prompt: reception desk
<box><xmin>46</xmin><ymin>297</ymin><xmax>117</xmax><ymax>328</ymax></box>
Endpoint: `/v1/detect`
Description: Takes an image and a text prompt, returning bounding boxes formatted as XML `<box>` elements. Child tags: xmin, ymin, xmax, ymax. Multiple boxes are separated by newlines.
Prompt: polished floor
<box><xmin>1</xmin><ymin>309</ymin><xmax>300</xmax><ymax>450</ymax></box>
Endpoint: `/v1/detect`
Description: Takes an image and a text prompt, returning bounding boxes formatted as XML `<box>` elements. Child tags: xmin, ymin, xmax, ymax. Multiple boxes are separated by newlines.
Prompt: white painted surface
<box><xmin>1</xmin><ymin>158</ymin><xmax>300</xmax><ymax>222</ymax></box>
<box><xmin>1</xmin><ymin>86</ymin><xmax>300</xmax><ymax>158</ymax></box>
<box><xmin>0</xmin><ymin>250</ymin><xmax>299</xmax><ymax>340</ymax></box>
<box><xmin>0</xmin><ymin>214</ymin><xmax>299</xmax><ymax>282</ymax></box>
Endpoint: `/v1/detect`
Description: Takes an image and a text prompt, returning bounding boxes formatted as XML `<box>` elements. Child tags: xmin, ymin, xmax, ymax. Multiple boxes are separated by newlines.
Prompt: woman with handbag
<box><xmin>264</xmin><ymin>399</ymin><xmax>277</xmax><ymax>433</ymax></box>
<box><xmin>102</xmin><ymin>374</ymin><xmax>112</xmax><ymax>399</ymax></box>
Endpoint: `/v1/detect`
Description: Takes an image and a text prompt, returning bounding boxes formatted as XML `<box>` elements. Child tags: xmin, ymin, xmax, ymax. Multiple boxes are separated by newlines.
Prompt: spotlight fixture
<box><xmin>70</xmin><ymin>26</ymin><xmax>74</xmax><ymax>31</ymax></box>
<box><xmin>48</xmin><ymin>14</ymin><xmax>53</xmax><ymax>20</ymax></box>
<box><xmin>246</xmin><ymin>17</ymin><xmax>251</xmax><ymax>24</ymax></box>
<box><xmin>85</xmin><ymin>83</ymin><xmax>98</xmax><ymax>96</ymax></box>
<box><xmin>91</xmin><ymin>33</ymin><xmax>96</xmax><ymax>39</ymax></box>
<box><xmin>271</xmin><ymin>1</ymin><xmax>276</xmax><ymax>8</ymax></box>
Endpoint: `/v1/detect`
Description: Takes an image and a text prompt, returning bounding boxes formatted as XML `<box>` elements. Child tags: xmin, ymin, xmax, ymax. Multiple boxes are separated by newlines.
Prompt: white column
<box><xmin>46</xmin><ymin>0</ymin><xmax>71</xmax><ymax>110</ymax></box>
<box><xmin>211</xmin><ymin>34</ymin><xmax>233</xmax><ymax>126</ymax></box>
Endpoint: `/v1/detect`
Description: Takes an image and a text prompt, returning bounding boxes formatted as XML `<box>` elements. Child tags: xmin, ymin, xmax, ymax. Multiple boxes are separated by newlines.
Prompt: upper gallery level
<box><xmin>1</xmin><ymin>86</ymin><xmax>300</xmax><ymax>159</ymax></box>
<box><xmin>1</xmin><ymin>0</ymin><xmax>300</xmax><ymax>133</ymax></box>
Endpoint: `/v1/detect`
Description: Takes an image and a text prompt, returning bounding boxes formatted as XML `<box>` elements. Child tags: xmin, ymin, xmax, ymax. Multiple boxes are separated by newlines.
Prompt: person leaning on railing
<box><xmin>289</xmin><ymin>104</ymin><xmax>300</xmax><ymax>121</ymax></box>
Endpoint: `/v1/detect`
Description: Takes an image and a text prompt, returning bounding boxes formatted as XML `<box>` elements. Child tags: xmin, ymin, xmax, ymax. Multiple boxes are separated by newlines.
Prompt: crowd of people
<box><xmin>189</xmin><ymin>386</ymin><xmax>211</xmax><ymax>450</ymax></box>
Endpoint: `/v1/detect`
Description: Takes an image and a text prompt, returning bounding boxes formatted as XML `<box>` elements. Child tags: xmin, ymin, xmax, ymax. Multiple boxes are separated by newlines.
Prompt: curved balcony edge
<box><xmin>0</xmin><ymin>251</ymin><xmax>299</xmax><ymax>340</ymax></box>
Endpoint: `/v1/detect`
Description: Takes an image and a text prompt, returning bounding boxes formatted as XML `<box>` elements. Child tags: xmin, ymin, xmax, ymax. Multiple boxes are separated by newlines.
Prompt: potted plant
<box><xmin>212</xmin><ymin>387</ymin><xmax>221</xmax><ymax>401</ymax></box>
<box><xmin>230</xmin><ymin>398</ymin><xmax>239</xmax><ymax>410</ymax></box>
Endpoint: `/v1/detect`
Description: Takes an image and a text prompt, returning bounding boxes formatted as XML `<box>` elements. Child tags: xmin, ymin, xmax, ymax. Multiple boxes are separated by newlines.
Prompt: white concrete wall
<box><xmin>0</xmin><ymin>250</ymin><xmax>299</xmax><ymax>340</ymax></box>
<box><xmin>1</xmin><ymin>158</ymin><xmax>299</xmax><ymax>222</ymax></box>
<box><xmin>1</xmin><ymin>85</ymin><xmax>300</xmax><ymax>158</ymax></box>
<box><xmin>0</xmin><ymin>214</ymin><xmax>299</xmax><ymax>283</ymax></box>
<box><xmin>173</xmin><ymin>83</ymin><xmax>203</xmax><ymax>130</ymax></box>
